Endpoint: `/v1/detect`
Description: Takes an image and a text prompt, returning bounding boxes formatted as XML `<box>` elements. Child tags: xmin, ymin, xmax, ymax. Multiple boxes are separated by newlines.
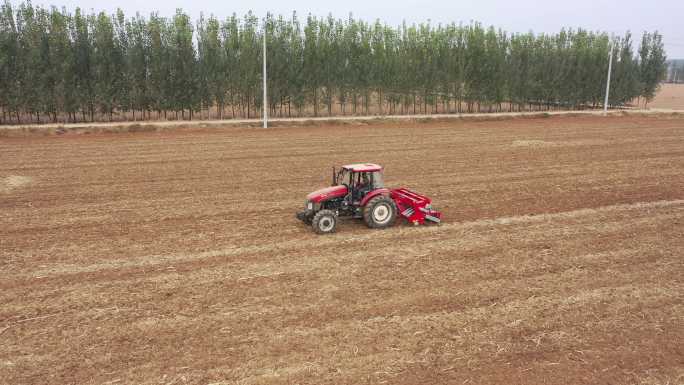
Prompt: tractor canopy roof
<box><xmin>341</xmin><ymin>163</ymin><xmax>382</xmax><ymax>172</ymax></box>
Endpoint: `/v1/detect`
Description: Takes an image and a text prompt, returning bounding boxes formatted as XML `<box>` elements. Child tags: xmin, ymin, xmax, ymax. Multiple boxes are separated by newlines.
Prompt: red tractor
<box><xmin>296</xmin><ymin>163</ymin><xmax>442</xmax><ymax>234</ymax></box>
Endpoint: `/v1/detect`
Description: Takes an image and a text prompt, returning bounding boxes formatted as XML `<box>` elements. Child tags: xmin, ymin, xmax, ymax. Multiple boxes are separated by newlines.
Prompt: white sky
<box><xmin>17</xmin><ymin>0</ymin><xmax>684</xmax><ymax>58</ymax></box>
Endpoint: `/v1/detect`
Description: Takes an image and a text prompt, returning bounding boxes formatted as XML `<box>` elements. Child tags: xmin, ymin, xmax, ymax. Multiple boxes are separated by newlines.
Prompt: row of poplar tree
<box><xmin>0</xmin><ymin>1</ymin><xmax>668</xmax><ymax>124</ymax></box>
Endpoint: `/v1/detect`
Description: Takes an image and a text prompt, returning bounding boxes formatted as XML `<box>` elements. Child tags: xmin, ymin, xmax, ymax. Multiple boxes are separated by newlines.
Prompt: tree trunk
<box><xmin>328</xmin><ymin>92</ymin><xmax>332</xmax><ymax>116</ymax></box>
<box><xmin>313</xmin><ymin>88</ymin><xmax>318</xmax><ymax>117</ymax></box>
<box><xmin>378</xmin><ymin>89</ymin><xmax>383</xmax><ymax>115</ymax></box>
<box><xmin>423</xmin><ymin>92</ymin><xmax>427</xmax><ymax>114</ymax></box>
<box><xmin>352</xmin><ymin>92</ymin><xmax>357</xmax><ymax>114</ymax></box>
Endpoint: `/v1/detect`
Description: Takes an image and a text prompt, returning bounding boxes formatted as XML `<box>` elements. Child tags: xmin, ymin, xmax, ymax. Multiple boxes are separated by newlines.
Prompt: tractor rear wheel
<box><xmin>363</xmin><ymin>195</ymin><xmax>397</xmax><ymax>229</ymax></box>
<box><xmin>312</xmin><ymin>209</ymin><xmax>337</xmax><ymax>234</ymax></box>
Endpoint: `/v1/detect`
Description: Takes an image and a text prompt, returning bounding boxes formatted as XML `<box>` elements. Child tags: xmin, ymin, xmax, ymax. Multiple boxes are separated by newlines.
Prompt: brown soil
<box><xmin>1</xmin><ymin>114</ymin><xmax>683</xmax><ymax>385</ymax></box>
<box><xmin>647</xmin><ymin>83</ymin><xmax>684</xmax><ymax>110</ymax></box>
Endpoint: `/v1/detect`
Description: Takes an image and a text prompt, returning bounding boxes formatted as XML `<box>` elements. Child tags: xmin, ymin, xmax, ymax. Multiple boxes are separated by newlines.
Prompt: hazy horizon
<box><xmin>7</xmin><ymin>0</ymin><xmax>684</xmax><ymax>58</ymax></box>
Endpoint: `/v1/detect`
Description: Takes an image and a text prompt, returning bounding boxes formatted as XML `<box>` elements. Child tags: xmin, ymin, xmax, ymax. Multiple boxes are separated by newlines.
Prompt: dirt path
<box><xmin>1</xmin><ymin>108</ymin><xmax>683</xmax><ymax>134</ymax></box>
<box><xmin>1</xmin><ymin>114</ymin><xmax>683</xmax><ymax>384</ymax></box>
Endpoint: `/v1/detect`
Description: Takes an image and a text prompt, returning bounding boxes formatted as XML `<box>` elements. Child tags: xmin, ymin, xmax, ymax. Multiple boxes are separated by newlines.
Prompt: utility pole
<box><xmin>603</xmin><ymin>37</ymin><xmax>614</xmax><ymax>114</ymax></box>
<box><xmin>263</xmin><ymin>23</ymin><xmax>268</xmax><ymax>128</ymax></box>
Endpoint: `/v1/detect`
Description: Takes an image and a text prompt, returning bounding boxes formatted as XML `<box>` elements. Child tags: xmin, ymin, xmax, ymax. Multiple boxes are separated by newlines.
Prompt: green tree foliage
<box><xmin>638</xmin><ymin>32</ymin><xmax>667</xmax><ymax>104</ymax></box>
<box><xmin>0</xmin><ymin>1</ymin><xmax>19</xmax><ymax>122</ymax></box>
<box><xmin>168</xmin><ymin>9</ymin><xmax>196</xmax><ymax>119</ymax></box>
<box><xmin>91</xmin><ymin>10</ymin><xmax>122</xmax><ymax>120</ymax></box>
<box><xmin>0</xmin><ymin>1</ymin><xmax>669</xmax><ymax>123</ymax></box>
<box><xmin>125</xmin><ymin>13</ymin><xmax>149</xmax><ymax>120</ymax></box>
<box><xmin>197</xmin><ymin>14</ymin><xmax>224</xmax><ymax>118</ymax></box>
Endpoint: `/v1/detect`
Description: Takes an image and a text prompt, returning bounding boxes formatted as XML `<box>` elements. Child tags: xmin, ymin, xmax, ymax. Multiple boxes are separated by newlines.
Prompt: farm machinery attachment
<box><xmin>296</xmin><ymin>163</ymin><xmax>442</xmax><ymax>234</ymax></box>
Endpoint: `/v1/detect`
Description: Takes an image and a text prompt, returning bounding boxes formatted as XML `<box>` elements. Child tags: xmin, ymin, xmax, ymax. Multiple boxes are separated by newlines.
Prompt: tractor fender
<box><xmin>360</xmin><ymin>188</ymin><xmax>391</xmax><ymax>206</ymax></box>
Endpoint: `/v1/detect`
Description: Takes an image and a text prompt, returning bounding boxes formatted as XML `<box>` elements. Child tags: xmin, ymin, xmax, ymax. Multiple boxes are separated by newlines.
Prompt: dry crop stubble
<box><xmin>0</xmin><ymin>114</ymin><xmax>683</xmax><ymax>384</ymax></box>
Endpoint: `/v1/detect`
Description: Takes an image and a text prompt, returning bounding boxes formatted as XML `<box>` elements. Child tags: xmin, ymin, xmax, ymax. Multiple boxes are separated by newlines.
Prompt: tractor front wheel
<box><xmin>363</xmin><ymin>195</ymin><xmax>397</xmax><ymax>229</ymax></box>
<box><xmin>312</xmin><ymin>209</ymin><xmax>337</xmax><ymax>234</ymax></box>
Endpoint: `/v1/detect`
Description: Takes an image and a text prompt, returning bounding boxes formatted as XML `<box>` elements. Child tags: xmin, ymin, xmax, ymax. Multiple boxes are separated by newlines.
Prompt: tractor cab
<box><xmin>333</xmin><ymin>163</ymin><xmax>384</xmax><ymax>203</ymax></box>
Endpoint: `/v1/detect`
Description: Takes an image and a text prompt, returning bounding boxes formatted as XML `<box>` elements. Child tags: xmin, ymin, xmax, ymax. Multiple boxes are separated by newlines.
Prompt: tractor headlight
<box><xmin>307</xmin><ymin>201</ymin><xmax>313</xmax><ymax>210</ymax></box>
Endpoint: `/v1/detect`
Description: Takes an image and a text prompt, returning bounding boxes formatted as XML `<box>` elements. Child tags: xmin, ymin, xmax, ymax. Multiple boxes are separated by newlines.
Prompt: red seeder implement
<box><xmin>390</xmin><ymin>187</ymin><xmax>442</xmax><ymax>225</ymax></box>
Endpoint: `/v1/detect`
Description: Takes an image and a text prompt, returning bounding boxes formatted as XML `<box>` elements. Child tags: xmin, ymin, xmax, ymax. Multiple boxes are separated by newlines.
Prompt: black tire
<box><xmin>312</xmin><ymin>209</ymin><xmax>337</xmax><ymax>234</ymax></box>
<box><xmin>363</xmin><ymin>195</ymin><xmax>397</xmax><ymax>229</ymax></box>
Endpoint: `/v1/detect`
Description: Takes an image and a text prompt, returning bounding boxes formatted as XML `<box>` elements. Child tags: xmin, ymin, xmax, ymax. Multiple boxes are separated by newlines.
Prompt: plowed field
<box><xmin>1</xmin><ymin>115</ymin><xmax>683</xmax><ymax>385</ymax></box>
<box><xmin>649</xmin><ymin>83</ymin><xmax>684</xmax><ymax>110</ymax></box>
